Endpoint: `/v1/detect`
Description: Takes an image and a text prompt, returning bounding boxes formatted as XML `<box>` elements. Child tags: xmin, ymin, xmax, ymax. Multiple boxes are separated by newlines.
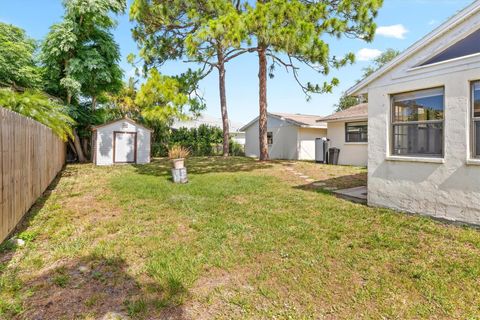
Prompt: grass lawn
<box><xmin>1</xmin><ymin>157</ymin><xmax>480</xmax><ymax>319</ymax></box>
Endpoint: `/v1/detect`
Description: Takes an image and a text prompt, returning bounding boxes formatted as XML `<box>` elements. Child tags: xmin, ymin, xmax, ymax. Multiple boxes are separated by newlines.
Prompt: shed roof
<box><xmin>240</xmin><ymin>112</ymin><xmax>327</xmax><ymax>131</ymax></box>
<box><xmin>92</xmin><ymin>118</ymin><xmax>153</xmax><ymax>132</ymax></box>
<box><xmin>320</xmin><ymin>104</ymin><xmax>368</xmax><ymax>122</ymax></box>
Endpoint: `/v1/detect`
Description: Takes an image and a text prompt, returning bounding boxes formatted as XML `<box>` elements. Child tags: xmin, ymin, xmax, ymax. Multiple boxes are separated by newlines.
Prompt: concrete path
<box><xmin>333</xmin><ymin>186</ymin><xmax>367</xmax><ymax>204</ymax></box>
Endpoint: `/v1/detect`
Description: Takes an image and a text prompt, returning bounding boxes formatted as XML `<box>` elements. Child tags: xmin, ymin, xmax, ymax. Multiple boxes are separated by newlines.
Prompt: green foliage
<box><xmin>147</xmin><ymin>124</ymin><xmax>230</xmax><ymax>157</ymax></box>
<box><xmin>361</xmin><ymin>48</ymin><xmax>400</xmax><ymax>79</ymax></box>
<box><xmin>229</xmin><ymin>140</ymin><xmax>245</xmax><ymax>156</ymax></box>
<box><xmin>41</xmin><ymin>0</ymin><xmax>125</xmax><ymax>103</ymax></box>
<box><xmin>130</xmin><ymin>0</ymin><xmax>245</xmax><ymax>70</ymax></box>
<box><xmin>135</xmin><ymin>69</ymin><xmax>205</xmax><ymax>123</ymax></box>
<box><xmin>0</xmin><ymin>88</ymin><xmax>74</xmax><ymax>140</ymax></box>
<box><xmin>334</xmin><ymin>93</ymin><xmax>362</xmax><ymax>112</ymax></box>
<box><xmin>334</xmin><ymin>48</ymin><xmax>399</xmax><ymax>110</ymax></box>
<box><xmin>170</xmin><ymin>124</ymin><xmax>223</xmax><ymax>156</ymax></box>
<box><xmin>0</xmin><ymin>22</ymin><xmax>42</xmax><ymax>89</ymax></box>
<box><xmin>243</xmin><ymin>0</ymin><xmax>383</xmax><ymax>96</ymax></box>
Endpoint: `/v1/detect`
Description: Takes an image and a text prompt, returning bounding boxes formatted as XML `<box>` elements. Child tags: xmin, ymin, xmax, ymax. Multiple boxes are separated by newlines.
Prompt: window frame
<box><xmin>390</xmin><ymin>87</ymin><xmax>445</xmax><ymax>158</ymax></box>
<box><xmin>267</xmin><ymin>131</ymin><xmax>273</xmax><ymax>145</ymax></box>
<box><xmin>471</xmin><ymin>81</ymin><xmax>480</xmax><ymax>158</ymax></box>
<box><xmin>345</xmin><ymin>121</ymin><xmax>368</xmax><ymax>143</ymax></box>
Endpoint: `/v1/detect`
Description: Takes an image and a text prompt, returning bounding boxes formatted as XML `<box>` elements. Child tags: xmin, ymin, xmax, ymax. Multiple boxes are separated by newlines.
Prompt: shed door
<box><xmin>114</xmin><ymin>132</ymin><xmax>137</xmax><ymax>163</ymax></box>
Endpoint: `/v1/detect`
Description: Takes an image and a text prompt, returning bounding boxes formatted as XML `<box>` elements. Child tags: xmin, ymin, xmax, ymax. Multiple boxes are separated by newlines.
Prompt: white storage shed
<box><xmin>92</xmin><ymin>118</ymin><xmax>152</xmax><ymax>165</ymax></box>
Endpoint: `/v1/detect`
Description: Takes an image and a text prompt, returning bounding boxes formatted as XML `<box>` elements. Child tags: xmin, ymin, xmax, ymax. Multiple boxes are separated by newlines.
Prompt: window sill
<box><xmin>344</xmin><ymin>142</ymin><xmax>368</xmax><ymax>145</ymax></box>
<box><xmin>386</xmin><ymin>156</ymin><xmax>445</xmax><ymax>164</ymax></box>
<box><xmin>466</xmin><ymin>159</ymin><xmax>480</xmax><ymax>166</ymax></box>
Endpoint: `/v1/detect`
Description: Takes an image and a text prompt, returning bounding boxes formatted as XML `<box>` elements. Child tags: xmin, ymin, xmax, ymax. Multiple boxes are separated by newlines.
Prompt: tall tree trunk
<box><xmin>82</xmin><ymin>138</ymin><xmax>89</xmax><ymax>160</ymax></box>
<box><xmin>92</xmin><ymin>95</ymin><xmax>97</xmax><ymax>110</ymax></box>
<box><xmin>73</xmin><ymin>129</ymin><xmax>87</xmax><ymax>162</ymax></box>
<box><xmin>258</xmin><ymin>45</ymin><xmax>269</xmax><ymax>161</ymax></box>
<box><xmin>217</xmin><ymin>50</ymin><xmax>230</xmax><ymax>157</ymax></box>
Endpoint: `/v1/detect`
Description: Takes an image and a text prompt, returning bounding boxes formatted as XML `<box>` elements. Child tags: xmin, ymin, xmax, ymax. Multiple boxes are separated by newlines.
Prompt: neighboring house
<box><xmin>172</xmin><ymin>114</ymin><xmax>245</xmax><ymax>145</ymax></box>
<box><xmin>241</xmin><ymin>113</ymin><xmax>327</xmax><ymax>160</ymax></box>
<box><xmin>321</xmin><ymin>103</ymin><xmax>368</xmax><ymax>166</ymax></box>
<box><xmin>92</xmin><ymin>118</ymin><xmax>152</xmax><ymax>165</ymax></box>
<box><xmin>347</xmin><ymin>0</ymin><xmax>480</xmax><ymax>225</ymax></box>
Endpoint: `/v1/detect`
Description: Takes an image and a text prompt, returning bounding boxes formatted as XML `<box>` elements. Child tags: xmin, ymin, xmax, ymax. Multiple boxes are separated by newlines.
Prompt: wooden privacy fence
<box><xmin>0</xmin><ymin>107</ymin><xmax>66</xmax><ymax>243</ymax></box>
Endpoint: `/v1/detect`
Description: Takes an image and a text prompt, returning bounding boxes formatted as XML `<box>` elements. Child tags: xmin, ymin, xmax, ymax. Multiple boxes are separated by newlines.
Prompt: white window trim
<box><xmin>386</xmin><ymin>156</ymin><xmax>445</xmax><ymax>164</ymax></box>
<box><xmin>345</xmin><ymin>142</ymin><xmax>368</xmax><ymax>145</ymax></box>
<box><xmin>389</xmin><ymin>87</ymin><xmax>446</xmax><ymax>159</ymax></box>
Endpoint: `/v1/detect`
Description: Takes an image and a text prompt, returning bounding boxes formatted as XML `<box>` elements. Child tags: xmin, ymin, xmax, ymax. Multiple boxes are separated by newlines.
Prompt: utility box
<box><xmin>328</xmin><ymin>148</ymin><xmax>340</xmax><ymax>165</ymax></box>
<box><xmin>315</xmin><ymin>138</ymin><xmax>329</xmax><ymax>163</ymax></box>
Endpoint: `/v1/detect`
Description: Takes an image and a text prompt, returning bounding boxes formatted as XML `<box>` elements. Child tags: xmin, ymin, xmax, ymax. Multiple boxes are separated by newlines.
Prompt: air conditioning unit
<box><xmin>315</xmin><ymin>137</ymin><xmax>329</xmax><ymax>163</ymax></box>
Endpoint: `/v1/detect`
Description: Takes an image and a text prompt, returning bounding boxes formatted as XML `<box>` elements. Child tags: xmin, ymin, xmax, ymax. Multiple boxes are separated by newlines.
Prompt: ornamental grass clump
<box><xmin>168</xmin><ymin>145</ymin><xmax>190</xmax><ymax>160</ymax></box>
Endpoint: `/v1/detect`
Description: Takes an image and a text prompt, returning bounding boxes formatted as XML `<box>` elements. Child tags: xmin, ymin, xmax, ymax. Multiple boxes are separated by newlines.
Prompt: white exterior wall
<box><xmin>327</xmin><ymin>121</ymin><xmax>368</xmax><ymax>166</ymax></box>
<box><xmin>366</xmin><ymin>12</ymin><xmax>480</xmax><ymax>224</ymax></box>
<box><xmin>95</xmin><ymin>120</ymin><xmax>151</xmax><ymax>166</ymax></box>
<box><xmin>231</xmin><ymin>132</ymin><xmax>246</xmax><ymax>145</ymax></box>
<box><xmin>244</xmin><ymin>116</ymin><xmax>299</xmax><ymax>160</ymax></box>
<box><xmin>298</xmin><ymin>127</ymin><xmax>327</xmax><ymax>160</ymax></box>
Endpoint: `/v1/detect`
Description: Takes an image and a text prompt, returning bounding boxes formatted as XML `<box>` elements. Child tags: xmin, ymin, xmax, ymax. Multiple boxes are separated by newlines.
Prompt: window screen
<box><xmin>345</xmin><ymin>122</ymin><xmax>368</xmax><ymax>142</ymax></box>
<box><xmin>391</xmin><ymin>88</ymin><xmax>444</xmax><ymax>157</ymax></box>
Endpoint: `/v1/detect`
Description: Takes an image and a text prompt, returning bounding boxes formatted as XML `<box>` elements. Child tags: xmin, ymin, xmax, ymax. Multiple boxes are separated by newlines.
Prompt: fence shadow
<box><xmin>134</xmin><ymin>157</ymin><xmax>273</xmax><ymax>178</ymax></box>
<box><xmin>0</xmin><ymin>170</ymin><xmax>64</xmax><ymax>266</ymax></box>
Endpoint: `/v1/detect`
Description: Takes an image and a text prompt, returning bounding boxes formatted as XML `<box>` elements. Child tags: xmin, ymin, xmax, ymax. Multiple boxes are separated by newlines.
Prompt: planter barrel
<box><xmin>171</xmin><ymin>167</ymin><xmax>188</xmax><ymax>184</ymax></box>
<box><xmin>172</xmin><ymin>158</ymin><xmax>185</xmax><ymax>169</ymax></box>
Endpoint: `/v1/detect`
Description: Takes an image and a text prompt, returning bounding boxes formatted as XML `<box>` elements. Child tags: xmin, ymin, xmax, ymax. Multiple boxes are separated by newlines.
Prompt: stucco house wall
<box><xmin>243</xmin><ymin>114</ymin><xmax>326</xmax><ymax>160</ymax></box>
<box><xmin>327</xmin><ymin>121</ymin><xmax>367</xmax><ymax>166</ymax></box>
<box><xmin>350</xmin><ymin>3</ymin><xmax>480</xmax><ymax>224</ymax></box>
<box><xmin>93</xmin><ymin>119</ymin><xmax>151</xmax><ymax>166</ymax></box>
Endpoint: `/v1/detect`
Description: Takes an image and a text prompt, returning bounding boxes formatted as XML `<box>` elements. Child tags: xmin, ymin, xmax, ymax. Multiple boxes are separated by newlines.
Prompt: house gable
<box><xmin>348</xmin><ymin>0</ymin><xmax>480</xmax><ymax>95</ymax></box>
<box><xmin>418</xmin><ymin>28</ymin><xmax>480</xmax><ymax>67</ymax></box>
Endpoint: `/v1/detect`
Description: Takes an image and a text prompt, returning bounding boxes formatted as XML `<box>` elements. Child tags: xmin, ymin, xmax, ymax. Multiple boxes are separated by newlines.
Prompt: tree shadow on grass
<box><xmin>293</xmin><ymin>173</ymin><xmax>367</xmax><ymax>192</ymax></box>
<box><xmin>17</xmin><ymin>254</ymin><xmax>191</xmax><ymax>320</ymax></box>
<box><xmin>133</xmin><ymin>157</ymin><xmax>273</xmax><ymax>178</ymax></box>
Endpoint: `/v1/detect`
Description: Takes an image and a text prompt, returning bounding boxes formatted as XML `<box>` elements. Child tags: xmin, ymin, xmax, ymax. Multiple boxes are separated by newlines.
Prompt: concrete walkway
<box><xmin>333</xmin><ymin>186</ymin><xmax>367</xmax><ymax>204</ymax></box>
<box><xmin>283</xmin><ymin>164</ymin><xmax>367</xmax><ymax>204</ymax></box>
<box><xmin>282</xmin><ymin>165</ymin><xmax>337</xmax><ymax>191</ymax></box>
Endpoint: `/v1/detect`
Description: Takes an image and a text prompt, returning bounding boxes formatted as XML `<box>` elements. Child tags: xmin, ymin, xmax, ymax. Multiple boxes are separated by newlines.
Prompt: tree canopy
<box><xmin>0</xmin><ymin>88</ymin><xmax>74</xmax><ymax>140</ymax></box>
<box><xmin>361</xmin><ymin>48</ymin><xmax>400</xmax><ymax>79</ymax></box>
<box><xmin>136</xmin><ymin>69</ymin><xmax>205</xmax><ymax>122</ymax></box>
<box><xmin>241</xmin><ymin>0</ymin><xmax>383</xmax><ymax>160</ymax></box>
<box><xmin>0</xmin><ymin>22</ymin><xmax>42</xmax><ymax>89</ymax></box>
<box><xmin>334</xmin><ymin>48</ymin><xmax>399</xmax><ymax>112</ymax></box>
<box><xmin>130</xmin><ymin>0</ymin><xmax>248</xmax><ymax>156</ymax></box>
<box><xmin>41</xmin><ymin>0</ymin><xmax>126</xmax><ymax>105</ymax></box>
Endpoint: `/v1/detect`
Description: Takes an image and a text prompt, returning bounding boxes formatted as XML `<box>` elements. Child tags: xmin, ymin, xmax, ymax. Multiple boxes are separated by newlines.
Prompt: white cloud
<box><xmin>428</xmin><ymin>19</ymin><xmax>438</xmax><ymax>26</ymax></box>
<box><xmin>356</xmin><ymin>48</ymin><xmax>383</xmax><ymax>61</ymax></box>
<box><xmin>376</xmin><ymin>24</ymin><xmax>408</xmax><ymax>39</ymax></box>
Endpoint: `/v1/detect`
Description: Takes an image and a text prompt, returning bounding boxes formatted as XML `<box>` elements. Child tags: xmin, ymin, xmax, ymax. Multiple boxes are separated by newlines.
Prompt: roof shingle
<box><xmin>320</xmin><ymin>103</ymin><xmax>368</xmax><ymax>122</ymax></box>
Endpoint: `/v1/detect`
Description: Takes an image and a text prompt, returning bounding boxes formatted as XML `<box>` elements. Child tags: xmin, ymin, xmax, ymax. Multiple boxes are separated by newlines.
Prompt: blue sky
<box><xmin>0</xmin><ymin>0</ymin><xmax>474</xmax><ymax>124</ymax></box>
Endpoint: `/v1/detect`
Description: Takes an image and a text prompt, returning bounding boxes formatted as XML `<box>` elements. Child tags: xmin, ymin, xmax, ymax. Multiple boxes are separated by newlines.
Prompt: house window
<box><xmin>391</xmin><ymin>87</ymin><xmax>444</xmax><ymax>157</ymax></box>
<box><xmin>471</xmin><ymin>82</ymin><xmax>480</xmax><ymax>157</ymax></box>
<box><xmin>345</xmin><ymin>122</ymin><xmax>368</xmax><ymax>142</ymax></box>
<box><xmin>267</xmin><ymin>132</ymin><xmax>273</xmax><ymax>145</ymax></box>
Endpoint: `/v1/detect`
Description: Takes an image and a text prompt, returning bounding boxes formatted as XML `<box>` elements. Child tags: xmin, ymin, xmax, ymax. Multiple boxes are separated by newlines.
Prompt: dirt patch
<box><xmin>18</xmin><ymin>256</ymin><xmax>139</xmax><ymax>320</ymax></box>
